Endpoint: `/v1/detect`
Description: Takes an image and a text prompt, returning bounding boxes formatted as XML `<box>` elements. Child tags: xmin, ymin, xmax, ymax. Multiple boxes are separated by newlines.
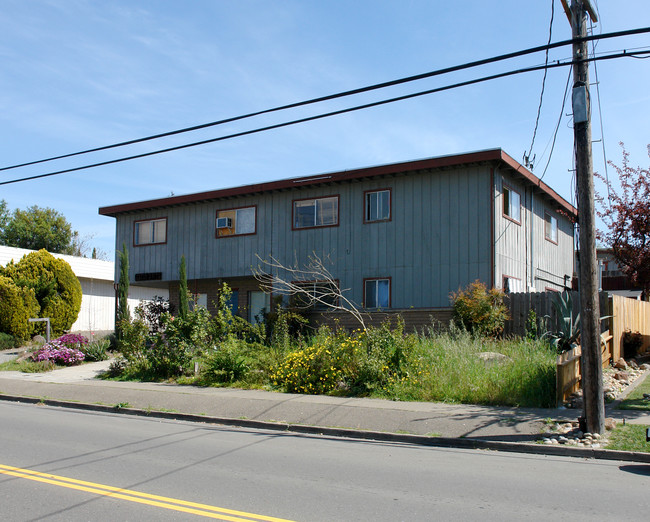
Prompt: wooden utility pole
<box><xmin>564</xmin><ymin>0</ymin><xmax>604</xmax><ymax>434</ymax></box>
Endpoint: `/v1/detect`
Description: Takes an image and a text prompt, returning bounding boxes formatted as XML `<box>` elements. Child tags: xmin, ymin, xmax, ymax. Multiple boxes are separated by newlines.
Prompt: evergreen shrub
<box><xmin>0</xmin><ymin>332</ymin><xmax>18</xmax><ymax>350</ymax></box>
<box><xmin>0</xmin><ymin>275</ymin><xmax>39</xmax><ymax>340</ymax></box>
<box><xmin>2</xmin><ymin>250</ymin><xmax>81</xmax><ymax>336</ymax></box>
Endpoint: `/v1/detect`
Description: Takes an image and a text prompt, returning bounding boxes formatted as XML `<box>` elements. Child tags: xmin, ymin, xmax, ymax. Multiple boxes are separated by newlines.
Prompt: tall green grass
<box><xmin>383</xmin><ymin>331</ymin><xmax>556</xmax><ymax>407</ymax></box>
<box><xmin>107</xmin><ymin>318</ymin><xmax>558</xmax><ymax>407</ymax></box>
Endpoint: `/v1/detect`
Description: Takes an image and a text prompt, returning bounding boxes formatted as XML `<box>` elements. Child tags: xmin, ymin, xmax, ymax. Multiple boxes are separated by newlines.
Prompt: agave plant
<box><xmin>545</xmin><ymin>291</ymin><xmax>580</xmax><ymax>353</ymax></box>
<box><xmin>545</xmin><ymin>291</ymin><xmax>611</xmax><ymax>353</ymax></box>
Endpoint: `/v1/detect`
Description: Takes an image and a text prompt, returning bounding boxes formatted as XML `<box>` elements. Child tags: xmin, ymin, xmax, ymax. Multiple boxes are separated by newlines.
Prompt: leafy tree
<box><xmin>0</xmin><ymin>199</ymin><xmax>9</xmax><ymax>236</ymax></box>
<box><xmin>2</xmin><ymin>250</ymin><xmax>82</xmax><ymax>336</ymax></box>
<box><xmin>1</xmin><ymin>205</ymin><xmax>75</xmax><ymax>254</ymax></box>
<box><xmin>178</xmin><ymin>255</ymin><xmax>189</xmax><ymax>320</ymax></box>
<box><xmin>595</xmin><ymin>144</ymin><xmax>650</xmax><ymax>299</ymax></box>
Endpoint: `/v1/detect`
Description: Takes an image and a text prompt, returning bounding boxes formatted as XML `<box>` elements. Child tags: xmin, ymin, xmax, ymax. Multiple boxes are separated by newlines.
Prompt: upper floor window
<box><xmin>134</xmin><ymin>218</ymin><xmax>166</xmax><ymax>246</ymax></box>
<box><xmin>365</xmin><ymin>189</ymin><xmax>391</xmax><ymax>222</ymax></box>
<box><xmin>293</xmin><ymin>196</ymin><xmax>338</xmax><ymax>229</ymax></box>
<box><xmin>503</xmin><ymin>185</ymin><xmax>521</xmax><ymax>223</ymax></box>
<box><xmin>364</xmin><ymin>278</ymin><xmax>390</xmax><ymax>308</ymax></box>
<box><xmin>545</xmin><ymin>211</ymin><xmax>558</xmax><ymax>243</ymax></box>
<box><xmin>216</xmin><ymin>206</ymin><xmax>256</xmax><ymax>237</ymax></box>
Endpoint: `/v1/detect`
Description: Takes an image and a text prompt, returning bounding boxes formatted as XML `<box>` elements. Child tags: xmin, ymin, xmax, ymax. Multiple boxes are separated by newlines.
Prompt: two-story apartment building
<box><xmin>99</xmin><ymin>149</ymin><xmax>576</xmax><ymax>325</ymax></box>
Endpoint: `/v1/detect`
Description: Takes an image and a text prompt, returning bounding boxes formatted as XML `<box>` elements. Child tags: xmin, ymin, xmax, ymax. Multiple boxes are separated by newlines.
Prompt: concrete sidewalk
<box><xmin>1</xmin><ymin>356</ymin><xmax>649</xmax><ymax>460</ymax></box>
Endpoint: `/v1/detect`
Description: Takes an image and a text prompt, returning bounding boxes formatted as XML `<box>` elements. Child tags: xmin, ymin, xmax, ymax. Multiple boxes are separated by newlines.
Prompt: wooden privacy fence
<box><xmin>505</xmin><ymin>291</ymin><xmax>650</xmax><ymax>405</ymax></box>
<box><xmin>609</xmin><ymin>294</ymin><xmax>650</xmax><ymax>360</ymax></box>
<box><xmin>504</xmin><ymin>291</ymin><xmax>610</xmax><ymax>339</ymax></box>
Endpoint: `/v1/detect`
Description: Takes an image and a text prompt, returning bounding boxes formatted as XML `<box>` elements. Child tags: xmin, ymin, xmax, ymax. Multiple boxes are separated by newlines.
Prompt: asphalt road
<box><xmin>1</xmin><ymin>402</ymin><xmax>649</xmax><ymax>521</ymax></box>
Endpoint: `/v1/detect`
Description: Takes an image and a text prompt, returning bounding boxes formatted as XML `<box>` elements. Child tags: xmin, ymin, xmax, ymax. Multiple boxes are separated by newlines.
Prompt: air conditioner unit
<box><xmin>216</xmin><ymin>217</ymin><xmax>232</xmax><ymax>229</ymax></box>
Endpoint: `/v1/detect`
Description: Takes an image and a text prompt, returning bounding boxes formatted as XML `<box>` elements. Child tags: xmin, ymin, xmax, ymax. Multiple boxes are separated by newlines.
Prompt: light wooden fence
<box><xmin>609</xmin><ymin>294</ymin><xmax>650</xmax><ymax>361</ymax></box>
<box><xmin>505</xmin><ymin>291</ymin><xmax>650</xmax><ymax>405</ymax></box>
<box><xmin>504</xmin><ymin>291</ymin><xmax>610</xmax><ymax>339</ymax></box>
<box><xmin>555</xmin><ymin>331</ymin><xmax>614</xmax><ymax>405</ymax></box>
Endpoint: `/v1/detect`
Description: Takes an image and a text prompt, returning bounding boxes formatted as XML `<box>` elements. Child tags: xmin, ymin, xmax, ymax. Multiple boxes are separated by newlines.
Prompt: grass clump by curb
<box><xmin>617</xmin><ymin>374</ymin><xmax>650</xmax><ymax>411</ymax></box>
<box><xmin>0</xmin><ymin>359</ymin><xmax>55</xmax><ymax>373</ymax></box>
<box><xmin>606</xmin><ymin>424</ymin><xmax>650</xmax><ymax>453</ymax></box>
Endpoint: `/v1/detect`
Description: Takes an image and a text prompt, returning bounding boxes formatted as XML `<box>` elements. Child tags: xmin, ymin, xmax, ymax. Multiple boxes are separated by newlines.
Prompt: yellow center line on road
<box><xmin>0</xmin><ymin>464</ymin><xmax>295</xmax><ymax>522</ymax></box>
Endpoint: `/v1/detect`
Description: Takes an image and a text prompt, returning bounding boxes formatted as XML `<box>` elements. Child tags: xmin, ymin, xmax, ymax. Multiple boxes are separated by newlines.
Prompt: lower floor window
<box><xmin>502</xmin><ymin>276</ymin><xmax>522</xmax><ymax>293</ymax></box>
<box><xmin>293</xmin><ymin>281</ymin><xmax>339</xmax><ymax>310</ymax></box>
<box><xmin>226</xmin><ymin>290</ymin><xmax>239</xmax><ymax>314</ymax></box>
<box><xmin>190</xmin><ymin>293</ymin><xmax>208</xmax><ymax>310</ymax></box>
<box><xmin>364</xmin><ymin>278</ymin><xmax>390</xmax><ymax>308</ymax></box>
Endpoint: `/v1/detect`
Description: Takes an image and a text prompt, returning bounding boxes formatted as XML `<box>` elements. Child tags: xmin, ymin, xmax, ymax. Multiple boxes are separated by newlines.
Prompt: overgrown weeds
<box><xmin>102</xmin><ymin>284</ymin><xmax>558</xmax><ymax>407</ymax></box>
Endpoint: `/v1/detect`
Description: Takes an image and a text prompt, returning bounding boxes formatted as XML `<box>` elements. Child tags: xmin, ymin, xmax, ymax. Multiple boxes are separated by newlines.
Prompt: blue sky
<box><xmin>1</xmin><ymin>0</ymin><xmax>648</xmax><ymax>259</ymax></box>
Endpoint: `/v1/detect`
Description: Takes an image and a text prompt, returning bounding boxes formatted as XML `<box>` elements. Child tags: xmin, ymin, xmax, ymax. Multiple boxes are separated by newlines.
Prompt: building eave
<box><xmin>98</xmin><ymin>148</ymin><xmax>577</xmax><ymax>219</ymax></box>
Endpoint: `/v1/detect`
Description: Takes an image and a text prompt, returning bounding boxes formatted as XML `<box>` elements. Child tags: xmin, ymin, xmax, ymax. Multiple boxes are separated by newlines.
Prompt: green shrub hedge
<box><xmin>0</xmin><ymin>275</ymin><xmax>39</xmax><ymax>340</ymax></box>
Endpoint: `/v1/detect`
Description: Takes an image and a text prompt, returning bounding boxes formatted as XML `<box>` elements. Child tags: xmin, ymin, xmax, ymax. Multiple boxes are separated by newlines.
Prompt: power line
<box><xmin>539</xmin><ymin>66</ymin><xmax>573</xmax><ymax>182</ymax></box>
<box><xmin>1</xmin><ymin>26</ymin><xmax>649</xmax><ymax>173</ymax></box>
<box><xmin>590</xmin><ymin>19</ymin><xmax>612</xmax><ymax>206</ymax></box>
<box><xmin>1</xmin><ymin>48</ymin><xmax>648</xmax><ymax>187</ymax></box>
<box><xmin>524</xmin><ymin>0</ymin><xmax>555</xmax><ymax>169</ymax></box>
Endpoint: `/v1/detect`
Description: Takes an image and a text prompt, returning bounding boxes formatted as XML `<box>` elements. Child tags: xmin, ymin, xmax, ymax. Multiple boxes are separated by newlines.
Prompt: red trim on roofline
<box><xmin>98</xmin><ymin>148</ymin><xmax>577</xmax><ymax>218</ymax></box>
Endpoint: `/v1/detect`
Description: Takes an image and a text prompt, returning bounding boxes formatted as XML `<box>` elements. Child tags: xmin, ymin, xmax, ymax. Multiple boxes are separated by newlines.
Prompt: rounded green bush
<box><xmin>2</xmin><ymin>250</ymin><xmax>82</xmax><ymax>336</ymax></box>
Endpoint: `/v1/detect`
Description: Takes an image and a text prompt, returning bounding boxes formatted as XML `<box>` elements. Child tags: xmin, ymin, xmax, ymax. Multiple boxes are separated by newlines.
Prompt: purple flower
<box><xmin>57</xmin><ymin>333</ymin><xmax>89</xmax><ymax>348</ymax></box>
<box><xmin>31</xmin><ymin>340</ymin><xmax>85</xmax><ymax>366</ymax></box>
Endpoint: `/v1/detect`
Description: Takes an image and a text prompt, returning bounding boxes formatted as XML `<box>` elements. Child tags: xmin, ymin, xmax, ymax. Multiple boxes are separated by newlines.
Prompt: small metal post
<box><xmin>28</xmin><ymin>318</ymin><xmax>51</xmax><ymax>342</ymax></box>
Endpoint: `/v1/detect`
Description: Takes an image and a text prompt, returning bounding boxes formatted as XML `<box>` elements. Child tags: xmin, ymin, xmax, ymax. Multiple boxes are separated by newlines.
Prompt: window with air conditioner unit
<box><xmin>216</xmin><ymin>206</ymin><xmax>256</xmax><ymax>237</ymax></box>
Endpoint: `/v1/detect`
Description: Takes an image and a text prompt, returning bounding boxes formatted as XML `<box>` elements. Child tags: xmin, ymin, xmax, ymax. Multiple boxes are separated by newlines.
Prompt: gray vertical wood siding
<box><xmin>115</xmin><ymin>164</ymin><xmax>497</xmax><ymax>308</ymax></box>
<box><xmin>493</xmin><ymin>167</ymin><xmax>574</xmax><ymax>292</ymax></box>
<box><xmin>112</xmin><ymin>158</ymin><xmax>577</xmax><ymax>312</ymax></box>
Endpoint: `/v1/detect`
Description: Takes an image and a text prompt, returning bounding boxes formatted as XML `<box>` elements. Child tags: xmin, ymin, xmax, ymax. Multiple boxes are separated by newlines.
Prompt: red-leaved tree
<box><xmin>595</xmin><ymin>144</ymin><xmax>650</xmax><ymax>299</ymax></box>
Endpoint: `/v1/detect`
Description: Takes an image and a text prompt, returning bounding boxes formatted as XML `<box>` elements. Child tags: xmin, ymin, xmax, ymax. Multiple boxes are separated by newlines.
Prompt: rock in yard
<box><xmin>605</xmin><ymin>418</ymin><xmax>617</xmax><ymax>430</ymax></box>
<box><xmin>614</xmin><ymin>371</ymin><xmax>630</xmax><ymax>382</ymax></box>
<box><xmin>614</xmin><ymin>358</ymin><xmax>628</xmax><ymax>370</ymax></box>
<box><xmin>476</xmin><ymin>352</ymin><xmax>510</xmax><ymax>365</ymax></box>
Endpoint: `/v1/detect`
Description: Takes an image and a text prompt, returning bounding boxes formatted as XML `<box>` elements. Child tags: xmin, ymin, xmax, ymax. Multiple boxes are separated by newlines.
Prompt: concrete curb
<box><xmin>2</xmin><ymin>393</ymin><xmax>649</xmax><ymax>463</ymax></box>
